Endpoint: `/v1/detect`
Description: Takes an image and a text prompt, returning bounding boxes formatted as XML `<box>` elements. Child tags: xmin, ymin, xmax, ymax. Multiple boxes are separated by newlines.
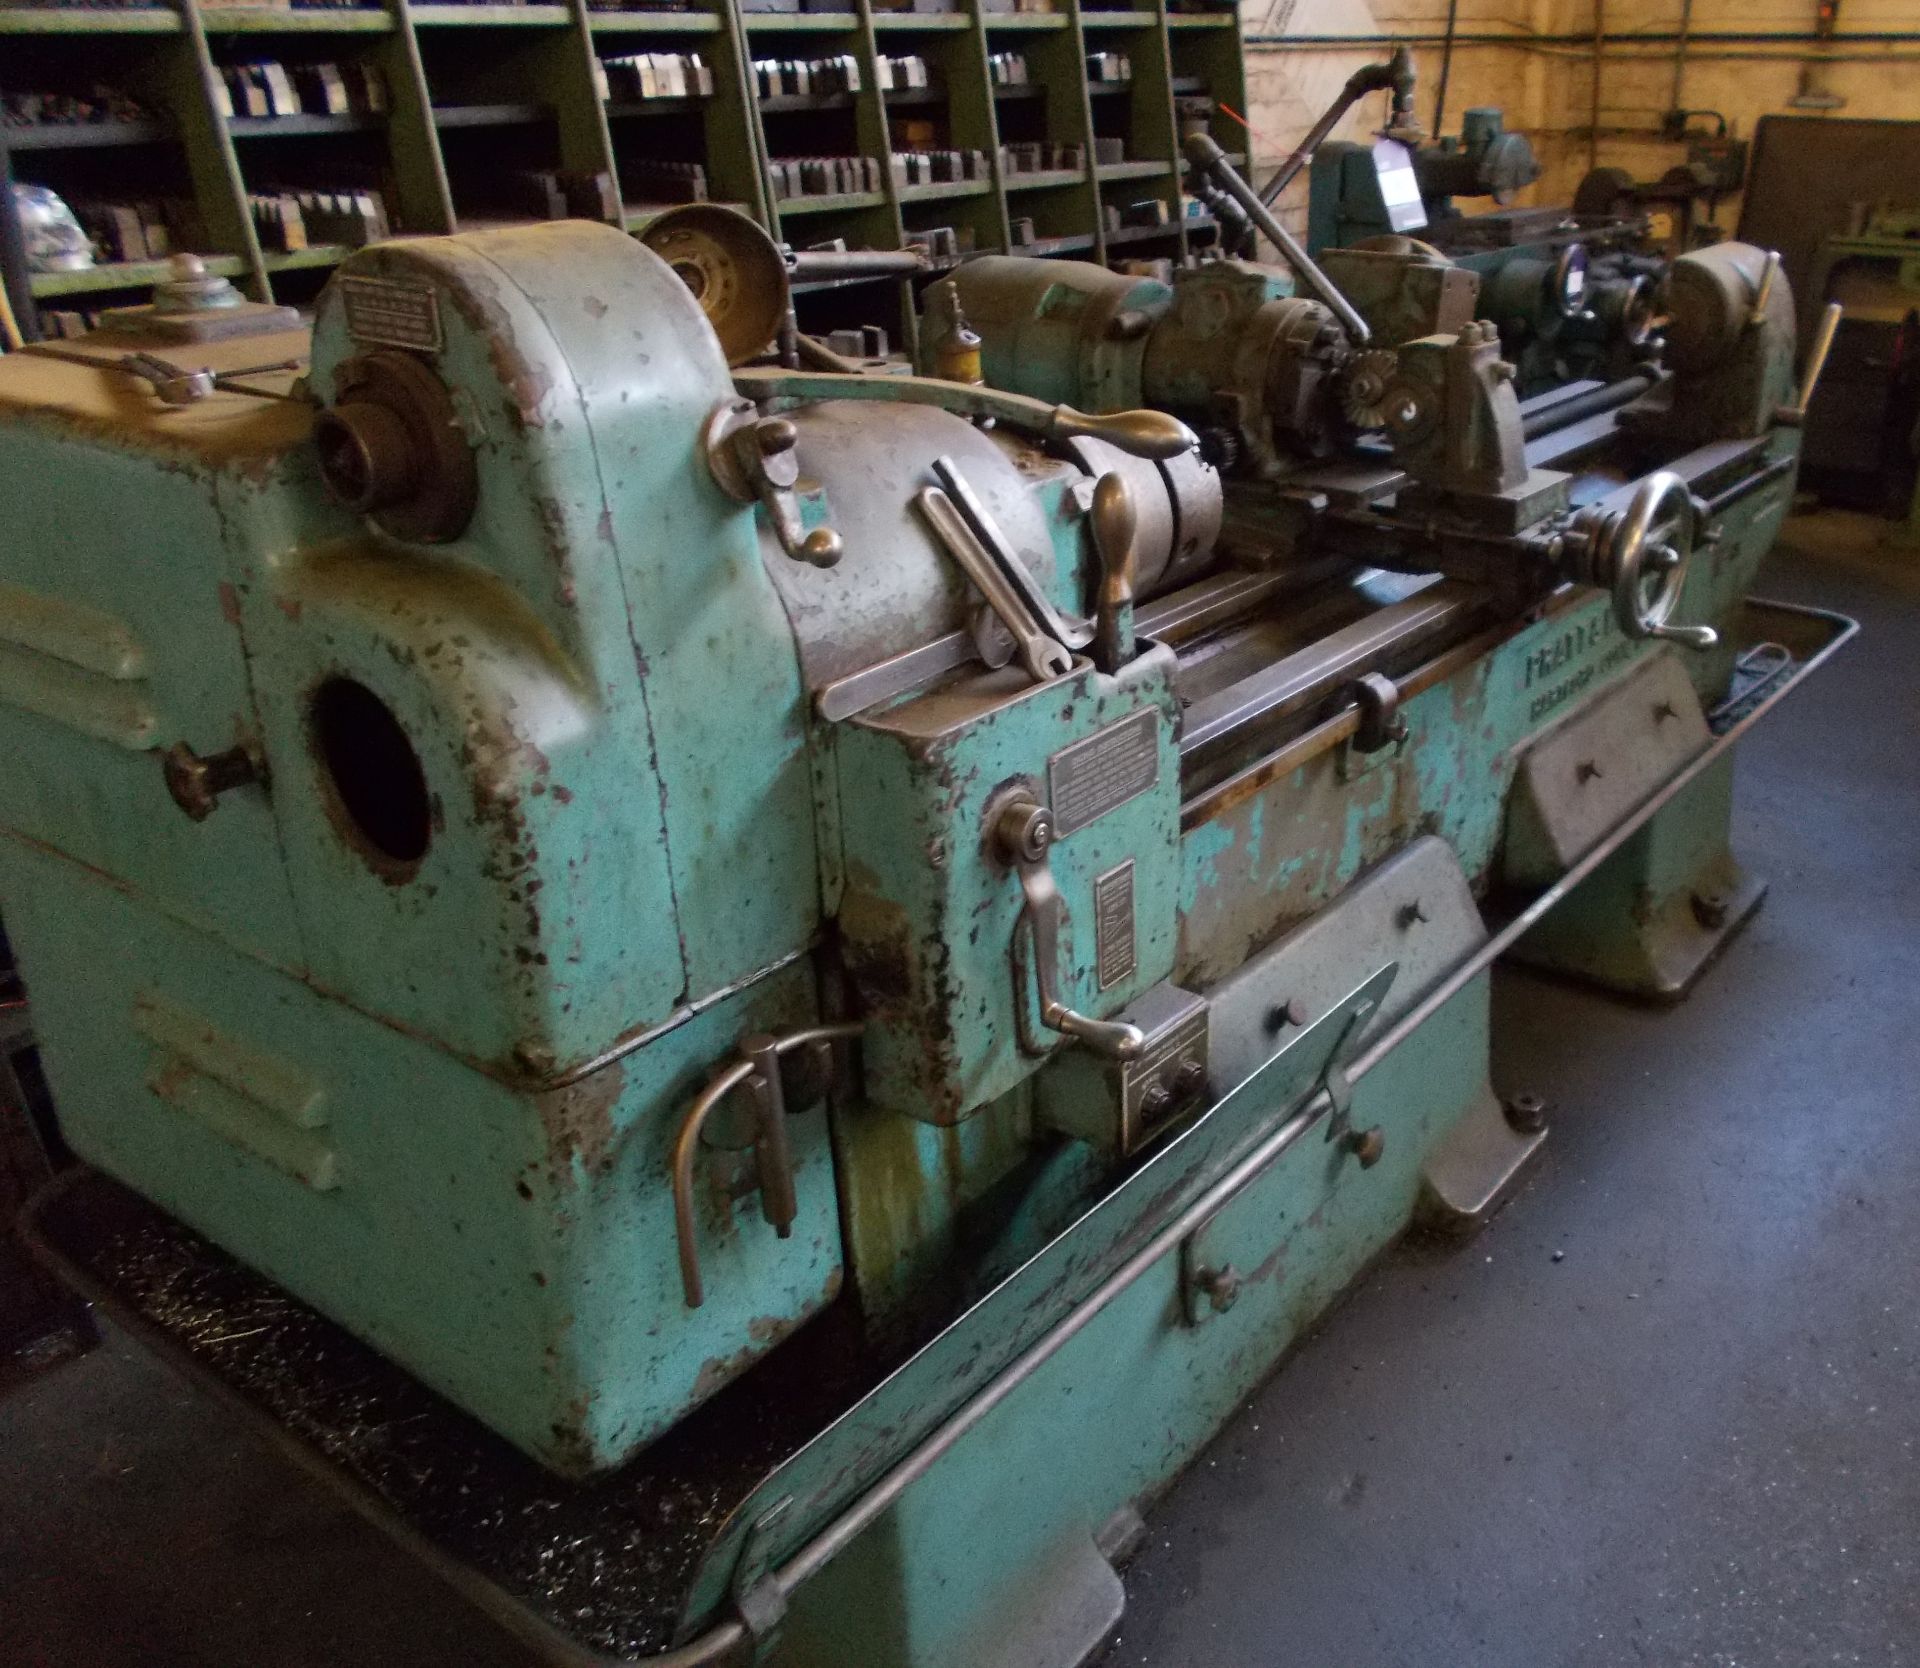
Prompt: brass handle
<box><xmin>1046</xmin><ymin>405</ymin><xmax>1199</xmax><ymax>462</ymax></box>
<box><xmin>1089</xmin><ymin>472</ymin><xmax>1138</xmax><ymax>674</ymax></box>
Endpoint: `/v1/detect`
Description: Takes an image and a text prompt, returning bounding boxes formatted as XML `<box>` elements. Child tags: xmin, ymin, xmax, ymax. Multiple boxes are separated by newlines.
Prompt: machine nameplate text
<box><xmin>1094</xmin><ymin>861</ymin><xmax>1137</xmax><ymax>990</ymax></box>
<box><xmin>339</xmin><ymin>277</ymin><xmax>444</xmax><ymax>353</ymax></box>
<box><xmin>1048</xmin><ymin>710</ymin><xmax>1159</xmax><ymax>836</ymax></box>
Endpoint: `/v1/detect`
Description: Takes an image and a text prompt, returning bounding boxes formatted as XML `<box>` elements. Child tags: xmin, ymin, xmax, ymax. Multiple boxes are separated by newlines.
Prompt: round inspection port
<box><xmin>310</xmin><ymin>676</ymin><xmax>432</xmax><ymax>875</ymax></box>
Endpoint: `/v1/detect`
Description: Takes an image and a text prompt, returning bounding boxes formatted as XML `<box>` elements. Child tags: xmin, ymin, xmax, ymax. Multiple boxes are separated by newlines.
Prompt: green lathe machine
<box><xmin>0</xmin><ymin>127</ymin><xmax>1850</xmax><ymax>1668</ymax></box>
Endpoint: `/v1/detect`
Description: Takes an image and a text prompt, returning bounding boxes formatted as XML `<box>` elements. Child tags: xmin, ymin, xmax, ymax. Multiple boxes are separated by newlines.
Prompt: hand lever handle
<box><xmin>1046</xmin><ymin>405</ymin><xmax>1199</xmax><ymax>461</ymax></box>
<box><xmin>994</xmin><ymin>798</ymin><xmax>1145</xmax><ymax>1062</ymax></box>
<box><xmin>1089</xmin><ymin>472</ymin><xmax>1138</xmax><ymax>674</ymax></box>
<box><xmin>703</xmin><ymin>399</ymin><xmax>845</xmax><ymax>567</ymax></box>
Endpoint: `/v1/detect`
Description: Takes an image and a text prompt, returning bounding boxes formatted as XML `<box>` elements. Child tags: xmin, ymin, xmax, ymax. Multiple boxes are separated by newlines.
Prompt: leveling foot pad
<box><xmin>20</xmin><ymin>1169</ymin><xmax>871</xmax><ymax>1662</ymax></box>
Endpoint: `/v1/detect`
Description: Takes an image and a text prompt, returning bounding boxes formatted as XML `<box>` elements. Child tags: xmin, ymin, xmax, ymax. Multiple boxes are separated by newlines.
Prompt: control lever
<box><xmin>703</xmin><ymin>398</ymin><xmax>846</xmax><ymax>568</ymax></box>
<box><xmin>993</xmin><ymin>796</ymin><xmax>1146</xmax><ymax>1062</ymax></box>
<box><xmin>23</xmin><ymin>344</ymin><xmax>306</xmax><ymax>405</ymax></box>
<box><xmin>669</xmin><ymin>1020</ymin><xmax>864</xmax><ymax>1308</ymax></box>
<box><xmin>1089</xmin><ymin>471</ymin><xmax>1138</xmax><ymax>674</ymax></box>
<box><xmin>1775</xmin><ymin>301</ymin><xmax>1843</xmax><ymax>427</ymax></box>
<box><xmin>932</xmin><ymin>455</ymin><xmax>1093</xmax><ymax>650</ymax></box>
<box><xmin>731</xmin><ymin>367</ymin><xmax>1197</xmax><ymax>462</ymax></box>
<box><xmin>916</xmin><ymin>487</ymin><xmax>1073</xmax><ymax>683</ymax></box>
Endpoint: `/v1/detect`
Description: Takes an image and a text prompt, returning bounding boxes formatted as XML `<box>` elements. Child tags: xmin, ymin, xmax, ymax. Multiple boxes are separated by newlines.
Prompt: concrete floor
<box><xmin>3</xmin><ymin>514</ymin><xmax>1915</xmax><ymax>1668</ymax></box>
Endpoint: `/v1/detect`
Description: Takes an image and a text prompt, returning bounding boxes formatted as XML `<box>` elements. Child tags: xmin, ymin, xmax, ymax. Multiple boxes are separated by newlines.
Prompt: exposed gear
<box><xmin>1340</xmin><ymin>349</ymin><xmax>1401</xmax><ymax>430</ymax></box>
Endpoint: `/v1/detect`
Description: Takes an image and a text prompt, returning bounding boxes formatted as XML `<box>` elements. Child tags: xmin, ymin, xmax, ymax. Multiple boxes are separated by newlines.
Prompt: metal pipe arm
<box><xmin>1183</xmin><ymin>135</ymin><xmax>1372</xmax><ymax>346</ymax></box>
<box><xmin>1256</xmin><ymin>45</ymin><xmax>1420</xmax><ymax>211</ymax></box>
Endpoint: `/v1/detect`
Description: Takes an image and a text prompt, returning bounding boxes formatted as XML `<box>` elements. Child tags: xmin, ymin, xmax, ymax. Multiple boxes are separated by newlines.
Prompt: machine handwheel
<box><xmin>1586</xmin><ymin>469</ymin><xmax>1719</xmax><ymax>651</ymax></box>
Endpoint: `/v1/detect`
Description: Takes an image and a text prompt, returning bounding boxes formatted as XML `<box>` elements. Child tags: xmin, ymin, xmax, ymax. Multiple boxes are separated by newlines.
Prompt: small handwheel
<box><xmin>1576</xmin><ymin>470</ymin><xmax>1719</xmax><ymax>650</ymax></box>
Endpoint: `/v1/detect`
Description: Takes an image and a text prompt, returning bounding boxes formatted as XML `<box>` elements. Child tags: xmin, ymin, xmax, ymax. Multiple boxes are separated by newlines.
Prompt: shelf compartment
<box><xmin>586</xmin><ymin>5</ymin><xmax>722</xmax><ymax>26</ymax></box>
<box><xmin>759</xmin><ymin>92</ymin><xmax>855</xmax><ymax>112</ymax></box>
<box><xmin>743</xmin><ymin>11</ymin><xmax>859</xmax><ymax>29</ymax></box>
<box><xmin>773</xmin><ymin>188</ymin><xmax>885</xmax><ymax>214</ymax></box>
<box><xmin>1104</xmin><ymin>220</ymin><xmax>1180</xmax><ymax>246</ymax></box>
<box><xmin>1010</xmin><ymin>230</ymin><xmax>1092</xmax><ymax>255</ymax></box>
<box><xmin>227</xmin><ymin>112</ymin><xmax>386</xmax><ymax>136</ymax></box>
<box><xmin>870</xmin><ymin>11</ymin><xmax>968</xmax><ymax>28</ymax></box>
<box><xmin>264</xmin><ymin>240</ymin><xmax>357</xmax><ymax>270</ymax></box>
<box><xmin>3</xmin><ymin>120</ymin><xmax>172</xmax><ymax>150</ymax></box>
<box><xmin>29</xmin><ymin>253</ymin><xmax>249</xmax><ymax>297</ymax></box>
<box><xmin>200</xmin><ymin>6</ymin><xmax>393</xmax><ymax>30</ymax></box>
<box><xmin>1005</xmin><ymin>166</ymin><xmax>1085</xmax><ymax>191</ymax></box>
<box><xmin>605</xmin><ymin>95</ymin><xmax>711</xmax><ymax>115</ymax></box>
<box><xmin>409</xmin><ymin>4</ymin><xmax>570</xmax><ymax>23</ymax></box>
<box><xmin>0</xmin><ymin>5</ymin><xmax>179</xmax><ymax>31</ymax></box>
<box><xmin>896</xmin><ymin>178</ymin><xmax>988</xmax><ymax>203</ymax></box>
<box><xmin>432</xmin><ymin>101</ymin><xmax>551</xmax><ymax>126</ymax></box>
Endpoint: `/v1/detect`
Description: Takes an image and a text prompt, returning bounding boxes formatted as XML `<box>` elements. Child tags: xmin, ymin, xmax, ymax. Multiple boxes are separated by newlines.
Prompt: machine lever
<box><xmin>994</xmin><ymin>797</ymin><xmax>1146</xmax><ymax>1062</ymax></box>
<box><xmin>1182</xmin><ymin>133</ymin><xmax>1373</xmax><ymax>346</ymax></box>
<box><xmin>1775</xmin><ymin>301</ymin><xmax>1843</xmax><ymax>427</ymax></box>
<box><xmin>670</xmin><ymin>1021</ymin><xmax>864</xmax><ymax>1308</ymax></box>
<box><xmin>1089</xmin><ymin>472</ymin><xmax>1138</xmax><ymax>674</ymax></box>
<box><xmin>916</xmin><ymin>487</ymin><xmax>1073</xmax><ymax>683</ymax></box>
<box><xmin>703</xmin><ymin>399</ymin><xmax>846</xmax><ymax>568</ymax></box>
<box><xmin>732</xmin><ymin>368</ymin><xmax>1197</xmax><ymax>461</ymax></box>
<box><xmin>932</xmin><ymin>455</ymin><xmax>1093</xmax><ymax>650</ymax></box>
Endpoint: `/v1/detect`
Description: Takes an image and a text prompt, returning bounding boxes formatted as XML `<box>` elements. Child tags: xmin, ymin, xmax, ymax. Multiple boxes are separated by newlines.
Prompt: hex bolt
<box><xmin>1504</xmin><ymin>1091</ymin><xmax>1548</xmax><ymax>1134</ymax></box>
<box><xmin>1265</xmin><ymin>998</ymin><xmax>1311</xmax><ymax>1033</ymax></box>
<box><xmin>1396</xmin><ymin>900</ymin><xmax>1428</xmax><ymax>930</ymax></box>
<box><xmin>1194</xmin><ymin>1262</ymin><xmax>1242</xmax><ymax>1313</ymax></box>
<box><xmin>1345</xmin><ymin>1125</ymin><xmax>1386</xmax><ymax>1168</ymax></box>
<box><xmin>1692</xmin><ymin>889</ymin><xmax>1731</xmax><ymax>929</ymax></box>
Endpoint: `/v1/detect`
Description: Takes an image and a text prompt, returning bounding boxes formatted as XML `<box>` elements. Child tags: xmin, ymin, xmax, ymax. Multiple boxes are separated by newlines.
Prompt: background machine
<box><xmin>0</xmin><ymin>134</ymin><xmax>1846</xmax><ymax>1668</ymax></box>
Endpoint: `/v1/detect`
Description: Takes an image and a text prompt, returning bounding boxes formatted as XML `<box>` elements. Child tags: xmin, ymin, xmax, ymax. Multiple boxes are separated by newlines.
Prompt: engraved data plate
<box><xmin>339</xmin><ymin>276</ymin><xmax>443</xmax><ymax>353</ymax></box>
<box><xmin>1047</xmin><ymin>709</ymin><xmax>1159</xmax><ymax>837</ymax></box>
<box><xmin>1093</xmin><ymin>861</ymin><xmax>1136</xmax><ymax>991</ymax></box>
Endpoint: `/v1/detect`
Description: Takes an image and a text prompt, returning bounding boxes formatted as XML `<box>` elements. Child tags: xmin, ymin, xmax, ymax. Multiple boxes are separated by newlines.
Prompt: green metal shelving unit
<box><xmin>0</xmin><ymin>0</ymin><xmax>1245</xmax><ymax>340</ymax></box>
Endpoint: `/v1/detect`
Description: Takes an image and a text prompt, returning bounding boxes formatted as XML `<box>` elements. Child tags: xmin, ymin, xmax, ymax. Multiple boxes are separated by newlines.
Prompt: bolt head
<box><xmin>161</xmin><ymin>743</ymin><xmax>216</xmax><ymax>821</ymax></box>
<box><xmin>1266</xmin><ymin>998</ymin><xmax>1311</xmax><ymax>1032</ymax></box>
<box><xmin>1692</xmin><ymin>890</ymin><xmax>1731</xmax><ymax>929</ymax></box>
<box><xmin>1348</xmin><ymin>1126</ymin><xmax>1386</xmax><ymax>1168</ymax></box>
<box><xmin>1504</xmin><ymin>1091</ymin><xmax>1548</xmax><ymax>1134</ymax></box>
